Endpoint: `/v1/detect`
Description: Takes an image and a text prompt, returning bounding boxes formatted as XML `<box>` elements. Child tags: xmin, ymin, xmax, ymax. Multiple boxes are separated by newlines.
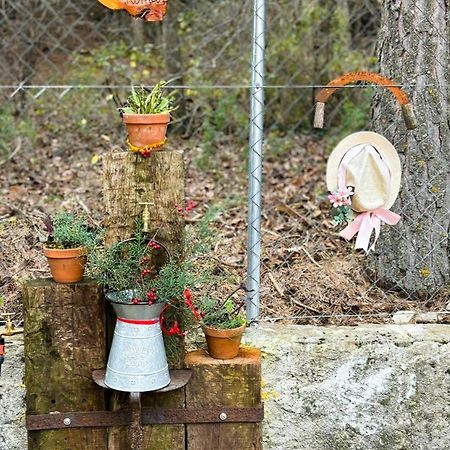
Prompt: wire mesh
<box><xmin>0</xmin><ymin>0</ymin><xmax>449</xmax><ymax>325</ymax></box>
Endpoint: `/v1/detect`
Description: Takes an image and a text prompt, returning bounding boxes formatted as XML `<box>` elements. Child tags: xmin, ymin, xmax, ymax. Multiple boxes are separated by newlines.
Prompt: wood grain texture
<box><xmin>23</xmin><ymin>279</ymin><xmax>107</xmax><ymax>450</ymax></box>
<box><xmin>103</xmin><ymin>150</ymin><xmax>185</xmax><ymax>251</ymax></box>
<box><xmin>185</xmin><ymin>348</ymin><xmax>262</xmax><ymax>450</ymax></box>
<box><xmin>141</xmin><ymin>389</ymin><xmax>186</xmax><ymax>450</ymax></box>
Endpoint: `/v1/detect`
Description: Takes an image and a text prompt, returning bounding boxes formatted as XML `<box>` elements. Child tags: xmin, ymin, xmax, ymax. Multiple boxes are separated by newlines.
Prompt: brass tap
<box><xmin>139</xmin><ymin>202</ymin><xmax>154</xmax><ymax>234</ymax></box>
<box><xmin>0</xmin><ymin>313</ymin><xmax>23</xmax><ymax>337</ymax></box>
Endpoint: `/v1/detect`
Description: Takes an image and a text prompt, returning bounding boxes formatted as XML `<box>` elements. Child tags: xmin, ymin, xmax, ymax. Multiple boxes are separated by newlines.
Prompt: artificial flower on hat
<box><xmin>326</xmin><ymin>131</ymin><xmax>402</xmax><ymax>253</ymax></box>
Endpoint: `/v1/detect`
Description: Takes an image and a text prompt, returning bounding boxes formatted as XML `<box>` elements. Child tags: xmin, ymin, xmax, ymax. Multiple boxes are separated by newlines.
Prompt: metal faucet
<box><xmin>0</xmin><ymin>313</ymin><xmax>22</xmax><ymax>337</ymax></box>
<box><xmin>139</xmin><ymin>202</ymin><xmax>154</xmax><ymax>233</ymax></box>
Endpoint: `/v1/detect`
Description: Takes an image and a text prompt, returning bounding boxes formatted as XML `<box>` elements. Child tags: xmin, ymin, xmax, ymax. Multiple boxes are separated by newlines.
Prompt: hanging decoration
<box><xmin>316</xmin><ymin>71</ymin><xmax>417</xmax><ymax>253</ymax></box>
<box><xmin>97</xmin><ymin>0</ymin><xmax>168</xmax><ymax>22</ymax></box>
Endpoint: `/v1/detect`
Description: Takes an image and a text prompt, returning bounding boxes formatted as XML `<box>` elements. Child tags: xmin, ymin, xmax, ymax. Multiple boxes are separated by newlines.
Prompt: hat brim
<box><xmin>326</xmin><ymin>132</ymin><xmax>402</xmax><ymax>211</ymax></box>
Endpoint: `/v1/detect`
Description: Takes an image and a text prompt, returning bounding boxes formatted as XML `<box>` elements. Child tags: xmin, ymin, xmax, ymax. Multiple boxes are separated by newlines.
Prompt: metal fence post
<box><xmin>247</xmin><ymin>0</ymin><xmax>266</xmax><ymax>322</ymax></box>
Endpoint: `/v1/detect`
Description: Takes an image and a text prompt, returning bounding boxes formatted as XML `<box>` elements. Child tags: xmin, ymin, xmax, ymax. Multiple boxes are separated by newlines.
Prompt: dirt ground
<box><xmin>0</xmin><ymin>132</ymin><xmax>448</xmax><ymax>327</ymax></box>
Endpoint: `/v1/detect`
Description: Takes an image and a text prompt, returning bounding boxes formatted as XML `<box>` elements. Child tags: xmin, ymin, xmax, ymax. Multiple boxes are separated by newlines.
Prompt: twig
<box><xmin>213</xmin><ymin>256</ymin><xmax>244</xmax><ymax>269</ymax></box>
<box><xmin>291</xmin><ymin>298</ymin><xmax>322</xmax><ymax>314</ymax></box>
<box><xmin>76</xmin><ymin>196</ymin><xmax>100</xmax><ymax>227</ymax></box>
<box><xmin>268</xmin><ymin>272</ymin><xmax>285</xmax><ymax>297</ymax></box>
<box><xmin>302</xmin><ymin>247</ymin><xmax>322</xmax><ymax>268</ymax></box>
<box><xmin>261</xmin><ymin>228</ymin><xmax>281</xmax><ymax>238</ymax></box>
<box><xmin>0</xmin><ymin>137</ymin><xmax>21</xmax><ymax>166</ymax></box>
<box><xmin>0</xmin><ymin>200</ymin><xmax>28</xmax><ymax>219</ymax></box>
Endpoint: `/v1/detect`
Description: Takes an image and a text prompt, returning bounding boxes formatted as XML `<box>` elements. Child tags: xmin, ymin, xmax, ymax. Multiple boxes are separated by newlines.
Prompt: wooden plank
<box><xmin>103</xmin><ymin>149</ymin><xmax>186</xmax><ymax>449</ymax></box>
<box><xmin>23</xmin><ymin>279</ymin><xmax>107</xmax><ymax>450</ymax></box>
<box><xmin>141</xmin><ymin>389</ymin><xmax>186</xmax><ymax>450</ymax></box>
<box><xmin>185</xmin><ymin>348</ymin><xmax>262</xmax><ymax>450</ymax></box>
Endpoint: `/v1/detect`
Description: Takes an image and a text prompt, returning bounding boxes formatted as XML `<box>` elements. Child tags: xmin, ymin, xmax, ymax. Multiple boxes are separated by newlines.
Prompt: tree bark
<box><xmin>368</xmin><ymin>0</ymin><xmax>450</xmax><ymax>298</ymax></box>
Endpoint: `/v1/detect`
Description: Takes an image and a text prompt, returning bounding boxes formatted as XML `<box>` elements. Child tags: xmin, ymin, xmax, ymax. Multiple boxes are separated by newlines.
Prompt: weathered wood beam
<box><xmin>23</xmin><ymin>279</ymin><xmax>106</xmax><ymax>450</ymax></box>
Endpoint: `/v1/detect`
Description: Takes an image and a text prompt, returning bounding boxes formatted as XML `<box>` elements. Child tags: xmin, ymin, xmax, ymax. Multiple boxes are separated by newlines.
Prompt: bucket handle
<box><xmin>116</xmin><ymin>237</ymin><xmax>172</xmax><ymax>263</ymax></box>
<box><xmin>313</xmin><ymin>71</ymin><xmax>417</xmax><ymax>130</ymax></box>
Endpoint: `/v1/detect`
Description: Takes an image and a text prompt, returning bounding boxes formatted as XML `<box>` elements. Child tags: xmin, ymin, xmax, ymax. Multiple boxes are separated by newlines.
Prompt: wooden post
<box><xmin>103</xmin><ymin>149</ymin><xmax>186</xmax><ymax>449</ymax></box>
<box><xmin>185</xmin><ymin>348</ymin><xmax>262</xmax><ymax>450</ymax></box>
<box><xmin>103</xmin><ymin>150</ymin><xmax>185</xmax><ymax>250</ymax></box>
<box><xmin>23</xmin><ymin>279</ymin><xmax>106</xmax><ymax>450</ymax></box>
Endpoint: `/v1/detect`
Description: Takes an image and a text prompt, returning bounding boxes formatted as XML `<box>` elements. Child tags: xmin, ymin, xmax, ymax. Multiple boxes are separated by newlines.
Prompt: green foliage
<box><xmin>200</xmin><ymin>291</ymin><xmax>247</xmax><ymax>330</ymax></box>
<box><xmin>88</xmin><ymin>207</ymin><xmax>221</xmax><ymax>303</ymax></box>
<box><xmin>47</xmin><ymin>212</ymin><xmax>101</xmax><ymax>250</ymax></box>
<box><xmin>196</xmin><ymin>91</ymin><xmax>248</xmax><ymax>168</ymax></box>
<box><xmin>330</xmin><ymin>206</ymin><xmax>353</xmax><ymax>226</ymax></box>
<box><xmin>121</xmin><ymin>81</ymin><xmax>177</xmax><ymax>115</ymax></box>
<box><xmin>87</xmin><ymin>210</ymin><xmax>225</xmax><ymax>364</ymax></box>
<box><xmin>264</xmin><ymin>2</ymin><xmax>376</xmax><ymax>133</ymax></box>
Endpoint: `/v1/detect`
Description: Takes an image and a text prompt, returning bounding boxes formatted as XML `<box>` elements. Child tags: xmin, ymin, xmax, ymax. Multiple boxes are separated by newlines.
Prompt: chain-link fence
<box><xmin>1</xmin><ymin>0</ymin><xmax>449</xmax><ymax>324</ymax></box>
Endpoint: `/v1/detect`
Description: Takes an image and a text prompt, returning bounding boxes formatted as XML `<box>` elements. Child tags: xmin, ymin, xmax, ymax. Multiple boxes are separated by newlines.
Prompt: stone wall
<box><xmin>1</xmin><ymin>324</ymin><xmax>449</xmax><ymax>450</ymax></box>
<box><xmin>0</xmin><ymin>334</ymin><xmax>26</xmax><ymax>450</ymax></box>
<box><xmin>244</xmin><ymin>324</ymin><xmax>450</xmax><ymax>450</ymax></box>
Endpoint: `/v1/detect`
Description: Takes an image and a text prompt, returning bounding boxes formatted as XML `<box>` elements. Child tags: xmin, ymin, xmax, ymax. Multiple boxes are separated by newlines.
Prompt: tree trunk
<box><xmin>368</xmin><ymin>0</ymin><xmax>450</xmax><ymax>298</ymax></box>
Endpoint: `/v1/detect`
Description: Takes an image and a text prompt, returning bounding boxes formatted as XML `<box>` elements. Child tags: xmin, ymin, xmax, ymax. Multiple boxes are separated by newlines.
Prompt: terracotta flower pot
<box><xmin>123</xmin><ymin>113</ymin><xmax>171</xmax><ymax>150</ymax></box>
<box><xmin>43</xmin><ymin>247</ymin><xmax>87</xmax><ymax>284</ymax></box>
<box><xmin>202</xmin><ymin>324</ymin><xmax>246</xmax><ymax>360</ymax></box>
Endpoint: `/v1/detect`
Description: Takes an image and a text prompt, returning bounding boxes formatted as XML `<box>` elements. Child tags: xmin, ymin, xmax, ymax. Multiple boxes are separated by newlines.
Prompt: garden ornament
<box><xmin>316</xmin><ymin>72</ymin><xmax>417</xmax><ymax>253</ymax></box>
<box><xmin>105</xmin><ymin>292</ymin><xmax>171</xmax><ymax>392</ymax></box>
<box><xmin>104</xmin><ymin>237</ymin><xmax>172</xmax><ymax>393</ymax></box>
<box><xmin>326</xmin><ymin>132</ymin><xmax>401</xmax><ymax>253</ymax></box>
<box><xmin>97</xmin><ymin>0</ymin><xmax>168</xmax><ymax>22</ymax></box>
<box><xmin>314</xmin><ymin>71</ymin><xmax>417</xmax><ymax>130</ymax></box>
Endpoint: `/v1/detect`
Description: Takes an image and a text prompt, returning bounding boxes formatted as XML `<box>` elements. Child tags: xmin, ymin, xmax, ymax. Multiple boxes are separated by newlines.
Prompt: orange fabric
<box><xmin>97</xmin><ymin>0</ymin><xmax>121</xmax><ymax>10</ymax></box>
<box><xmin>96</xmin><ymin>0</ymin><xmax>168</xmax><ymax>22</ymax></box>
<box><xmin>316</xmin><ymin>71</ymin><xmax>410</xmax><ymax>106</ymax></box>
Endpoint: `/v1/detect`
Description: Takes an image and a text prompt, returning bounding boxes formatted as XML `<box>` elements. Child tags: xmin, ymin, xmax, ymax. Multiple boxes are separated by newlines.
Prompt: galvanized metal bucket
<box><xmin>104</xmin><ymin>290</ymin><xmax>170</xmax><ymax>393</ymax></box>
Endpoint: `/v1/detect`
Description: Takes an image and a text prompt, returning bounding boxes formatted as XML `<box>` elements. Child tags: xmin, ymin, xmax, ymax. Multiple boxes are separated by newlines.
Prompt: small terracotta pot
<box><xmin>43</xmin><ymin>247</ymin><xmax>87</xmax><ymax>284</ymax></box>
<box><xmin>123</xmin><ymin>113</ymin><xmax>171</xmax><ymax>149</ymax></box>
<box><xmin>202</xmin><ymin>324</ymin><xmax>246</xmax><ymax>360</ymax></box>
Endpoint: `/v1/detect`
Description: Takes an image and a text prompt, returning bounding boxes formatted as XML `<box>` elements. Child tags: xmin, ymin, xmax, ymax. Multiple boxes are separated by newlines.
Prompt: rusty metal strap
<box><xmin>26</xmin><ymin>410</ymin><xmax>131</xmax><ymax>431</ymax></box>
<box><xmin>26</xmin><ymin>405</ymin><xmax>264</xmax><ymax>431</ymax></box>
<box><xmin>142</xmin><ymin>406</ymin><xmax>264</xmax><ymax>425</ymax></box>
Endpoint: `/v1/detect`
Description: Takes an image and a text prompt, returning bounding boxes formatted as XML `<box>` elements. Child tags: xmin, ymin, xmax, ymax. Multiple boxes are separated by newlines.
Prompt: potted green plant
<box><xmin>42</xmin><ymin>212</ymin><xmax>100</xmax><ymax>284</ymax></box>
<box><xmin>120</xmin><ymin>80</ymin><xmax>177</xmax><ymax>157</ymax></box>
<box><xmin>88</xmin><ymin>226</ymin><xmax>201</xmax><ymax>391</ymax></box>
<box><xmin>199</xmin><ymin>286</ymin><xmax>248</xmax><ymax>360</ymax></box>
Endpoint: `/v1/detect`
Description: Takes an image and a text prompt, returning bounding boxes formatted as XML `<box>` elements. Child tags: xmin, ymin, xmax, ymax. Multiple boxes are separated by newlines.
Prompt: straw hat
<box><xmin>326</xmin><ymin>132</ymin><xmax>402</xmax><ymax>212</ymax></box>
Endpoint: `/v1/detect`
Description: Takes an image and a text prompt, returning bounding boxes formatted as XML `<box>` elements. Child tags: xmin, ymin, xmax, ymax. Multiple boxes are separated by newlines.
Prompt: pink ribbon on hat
<box><xmin>339</xmin><ymin>209</ymin><xmax>400</xmax><ymax>253</ymax></box>
<box><xmin>336</xmin><ymin>145</ymin><xmax>400</xmax><ymax>253</ymax></box>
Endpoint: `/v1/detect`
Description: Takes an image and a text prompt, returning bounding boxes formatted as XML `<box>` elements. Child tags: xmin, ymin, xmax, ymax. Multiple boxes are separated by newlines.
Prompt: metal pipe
<box><xmin>246</xmin><ymin>0</ymin><xmax>266</xmax><ymax>322</ymax></box>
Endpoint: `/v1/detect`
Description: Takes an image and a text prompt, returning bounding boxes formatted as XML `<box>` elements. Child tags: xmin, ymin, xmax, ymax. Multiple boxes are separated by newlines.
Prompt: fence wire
<box><xmin>1</xmin><ymin>0</ymin><xmax>449</xmax><ymax>325</ymax></box>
